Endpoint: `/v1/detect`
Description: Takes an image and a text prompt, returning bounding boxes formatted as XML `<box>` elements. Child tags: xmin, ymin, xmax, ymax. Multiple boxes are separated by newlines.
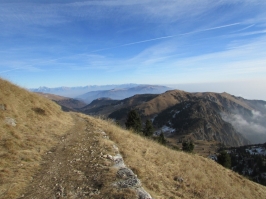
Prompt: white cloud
<box><xmin>163</xmin><ymin>35</ymin><xmax>266</xmax><ymax>79</ymax></box>
<box><xmin>222</xmin><ymin>113</ymin><xmax>266</xmax><ymax>144</ymax></box>
<box><xmin>52</xmin><ymin>33</ymin><xmax>266</xmax><ymax>76</ymax></box>
<box><xmin>252</xmin><ymin>110</ymin><xmax>262</xmax><ymax>119</ymax></box>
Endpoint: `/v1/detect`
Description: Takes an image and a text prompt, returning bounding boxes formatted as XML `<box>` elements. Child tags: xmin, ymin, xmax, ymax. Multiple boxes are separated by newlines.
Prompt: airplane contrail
<box><xmin>0</xmin><ymin>22</ymin><xmax>242</xmax><ymax>74</ymax></box>
<box><xmin>232</xmin><ymin>24</ymin><xmax>255</xmax><ymax>33</ymax></box>
<box><xmin>92</xmin><ymin>22</ymin><xmax>241</xmax><ymax>51</ymax></box>
<box><xmin>123</xmin><ymin>22</ymin><xmax>241</xmax><ymax>46</ymax></box>
<box><xmin>0</xmin><ymin>67</ymin><xmax>22</xmax><ymax>74</ymax></box>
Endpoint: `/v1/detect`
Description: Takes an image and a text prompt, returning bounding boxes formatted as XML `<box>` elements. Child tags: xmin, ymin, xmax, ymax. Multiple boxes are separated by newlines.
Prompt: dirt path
<box><xmin>18</xmin><ymin>114</ymin><xmax>111</xmax><ymax>199</ymax></box>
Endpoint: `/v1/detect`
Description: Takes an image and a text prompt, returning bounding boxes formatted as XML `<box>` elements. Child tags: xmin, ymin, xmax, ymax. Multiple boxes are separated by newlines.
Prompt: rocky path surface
<box><xmin>19</xmin><ymin>113</ymin><xmax>153</xmax><ymax>199</ymax></box>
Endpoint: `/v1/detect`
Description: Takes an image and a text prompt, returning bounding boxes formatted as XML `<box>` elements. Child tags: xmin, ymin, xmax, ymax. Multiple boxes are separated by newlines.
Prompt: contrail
<box><xmin>0</xmin><ymin>22</ymin><xmax>242</xmax><ymax>74</ymax></box>
<box><xmin>179</xmin><ymin>22</ymin><xmax>241</xmax><ymax>35</ymax></box>
<box><xmin>232</xmin><ymin>24</ymin><xmax>255</xmax><ymax>33</ymax></box>
<box><xmin>92</xmin><ymin>22</ymin><xmax>241</xmax><ymax>51</ymax></box>
<box><xmin>0</xmin><ymin>67</ymin><xmax>22</xmax><ymax>74</ymax></box>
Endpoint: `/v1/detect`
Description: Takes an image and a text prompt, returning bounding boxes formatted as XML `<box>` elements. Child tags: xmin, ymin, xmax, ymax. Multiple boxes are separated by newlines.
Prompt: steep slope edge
<box><xmin>86</xmin><ymin>116</ymin><xmax>266</xmax><ymax>199</ymax></box>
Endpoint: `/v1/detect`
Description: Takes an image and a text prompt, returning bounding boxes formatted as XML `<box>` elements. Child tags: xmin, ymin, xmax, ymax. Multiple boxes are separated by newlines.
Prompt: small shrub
<box><xmin>217</xmin><ymin>150</ymin><xmax>231</xmax><ymax>169</ymax></box>
<box><xmin>125</xmin><ymin>110</ymin><xmax>142</xmax><ymax>133</ymax></box>
<box><xmin>32</xmin><ymin>107</ymin><xmax>46</xmax><ymax>115</ymax></box>
<box><xmin>158</xmin><ymin>132</ymin><xmax>166</xmax><ymax>145</ymax></box>
<box><xmin>182</xmin><ymin>141</ymin><xmax>194</xmax><ymax>153</ymax></box>
<box><xmin>143</xmin><ymin>119</ymin><xmax>154</xmax><ymax>136</ymax></box>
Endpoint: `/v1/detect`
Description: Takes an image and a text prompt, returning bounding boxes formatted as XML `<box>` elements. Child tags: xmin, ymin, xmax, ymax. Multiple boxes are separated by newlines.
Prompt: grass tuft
<box><xmin>31</xmin><ymin>107</ymin><xmax>46</xmax><ymax>115</ymax></box>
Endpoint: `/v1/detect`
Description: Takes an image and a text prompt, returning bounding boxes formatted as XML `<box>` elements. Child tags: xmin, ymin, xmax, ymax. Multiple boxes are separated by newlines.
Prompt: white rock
<box><xmin>5</xmin><ymin>117</ymin><xmax>17</xmax><ymax>126</ymax></box>
<box><xmin>107</xmin><ymin>154</ymin><xmax>113</xmax><ymax>160</ymax></box>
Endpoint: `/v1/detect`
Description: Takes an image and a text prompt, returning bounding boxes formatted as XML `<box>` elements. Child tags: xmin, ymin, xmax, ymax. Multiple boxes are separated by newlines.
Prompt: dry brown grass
<box><xmin>167</xmin><ymin>137</ymin><xmax>221</xmax><ymax>157</ymax></box>
<box><xmin>0</xmin><ymin>78</ymin><xmax>73</xmax><ymax>199</ymax></box>
<box><xmin>137</xmin><ymin>90</ymin><xmax>190</xmax><ymax>115</ymax></box>
<box><xmin>83</xmin><ymin>115</ymin><xmax>266</xmax><ymax>199</ymax></box>
<box><xmin>36</xmin><ymin>92</ymin><xmax>69</xmax><ymax>101</ymax></box>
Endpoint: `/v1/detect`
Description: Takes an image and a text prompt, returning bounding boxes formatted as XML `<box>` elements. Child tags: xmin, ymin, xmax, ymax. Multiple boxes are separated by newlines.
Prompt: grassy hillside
<box><xmin>1</xmin><ymin>78</ymin><xmax>266</xmax><ymax>199</ymax></box>
<box><xmin>87</xmin><ymin>116</ymin><xmax>266</xmax><ymax>199</ymax></box>
<box><xmin>0</xmin><ymin>78</ymin><xmax>73</xmax><ymax>199</ymax></box>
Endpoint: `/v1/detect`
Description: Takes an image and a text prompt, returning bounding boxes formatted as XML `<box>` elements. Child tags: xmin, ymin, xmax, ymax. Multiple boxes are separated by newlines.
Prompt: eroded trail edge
<box><xmin>19</xmin><ymin>113</ymin><xmax>153</xmax><ymax>199</ymax></box>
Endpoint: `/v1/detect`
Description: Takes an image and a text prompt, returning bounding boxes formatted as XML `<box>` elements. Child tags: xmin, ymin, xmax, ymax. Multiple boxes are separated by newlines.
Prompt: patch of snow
<box><xmin>173</xmin><ymin>111</ymin><xmax>180</xmax><ymax>118</ymax></box>
<box><xmin>242</xmin><ymin>168</ymin><xmax>253</xmax><ymax>175</ymax></box>
<box><xmin>161</xmin><ymin>125</ymin><xmax>175</xmax><ymax>133</ymax></box>
<box><xmin>261</xmin><ymin>173</ymin><xmax>266</xmax><ymax>179</ymax></box>
<box><xmin>245</xmin><ymin>147</ymin><xmax>266</xmax><ymax>155</ymax></box>
<box><xmin>155</xmin><ymin>125</ymin><xmax>175</xmax><ymax>136</ymax></box>
<box><xmin>208</xmin><ymin>155</ymin><xmax>217</xmax><ymax>161</ymax></box>
<box><xmin>151</xmin><ymin>115</ymin><xmax>157</xmax><ymax>122</ymax></box>
<box><xmin>182</xmin><ymin>103</ymin><xmax>190</xmax><ymax>110</ymax></box>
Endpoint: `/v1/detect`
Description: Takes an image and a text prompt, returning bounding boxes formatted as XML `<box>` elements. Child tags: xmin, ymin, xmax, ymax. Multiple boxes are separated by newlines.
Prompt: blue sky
<box><xmin>1</xmin><ymin>0</ymin><xmax>266</xmax><ymax>99</ymax></box>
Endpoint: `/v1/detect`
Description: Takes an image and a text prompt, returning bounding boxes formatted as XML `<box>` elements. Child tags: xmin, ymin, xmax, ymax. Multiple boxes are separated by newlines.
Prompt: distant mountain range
<box><xmin>77</xmin><ymin>85</ymin><xmax>171</xmax><ymax>103</ymax></box>
<box><xmin>30</xmin><ymin>84</ymin><xmax>140</xmax><ymax>98</ymax></box>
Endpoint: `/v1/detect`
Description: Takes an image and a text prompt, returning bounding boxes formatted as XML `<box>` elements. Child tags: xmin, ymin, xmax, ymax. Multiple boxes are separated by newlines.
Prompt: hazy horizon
<box><xmin>26</xmin><ymin>80</ymin><xmax>266</xmax><ymax>101</ymax></box>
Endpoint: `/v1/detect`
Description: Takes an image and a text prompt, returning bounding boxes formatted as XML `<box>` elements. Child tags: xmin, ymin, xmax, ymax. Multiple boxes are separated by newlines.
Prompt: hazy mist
<box><xmin>167</xmin><ymin>80</ymin><xmax>266</xmax><ymax>101</ymax></box>
<box><xmin>222</xmin><ymin>110</ymin><xmax>266</xmax><ymax>144</ymax></box>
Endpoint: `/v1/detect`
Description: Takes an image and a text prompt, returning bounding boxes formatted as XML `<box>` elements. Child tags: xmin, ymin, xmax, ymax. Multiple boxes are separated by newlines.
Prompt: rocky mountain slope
<box><xmin>82</xmin><ymin>90</ymin><xmax>266</xmax><ymax>146</ymax></box>
<box><xmin>152</xmin><ymin>98</ymin><xmax>249</xmax><ymax>146</ymax></box>
<box><xmin>2</xmin><ymin>78</ymin><xmax>266</xmax><ymax>199</ymax></box>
